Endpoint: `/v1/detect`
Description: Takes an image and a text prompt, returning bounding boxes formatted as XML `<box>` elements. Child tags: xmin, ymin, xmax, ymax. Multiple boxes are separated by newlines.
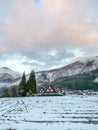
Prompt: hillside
<box><xmin>0</xmin><ymin>67</ymin><xmax>21</xmax><ymax>87</ymax></box>
<box><xmin>0</xmin><ymin>56</ymin><xmax>98</xmax><ymax>89</ymax></box>
<box><xmin>52</xmin><ymin>69</ymin><xmax>98</xmax><ymax>91</ymax></box>
<box><xmin>36</xmin><ymin>56</ymin><xmax>98</xmax><ymax>86</ymax></box>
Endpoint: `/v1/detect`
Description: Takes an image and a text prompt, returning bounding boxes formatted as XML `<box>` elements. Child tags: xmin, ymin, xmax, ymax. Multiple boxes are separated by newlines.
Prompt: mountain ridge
<box><xmin>0</xmin><ymin>56</ymin><xmax>98</xmax><ymax>87</ymax></box>
<box><xmin>36</xmin><ymin>56</ymin><xmax>98</xmax><ymax>85</ymax></box>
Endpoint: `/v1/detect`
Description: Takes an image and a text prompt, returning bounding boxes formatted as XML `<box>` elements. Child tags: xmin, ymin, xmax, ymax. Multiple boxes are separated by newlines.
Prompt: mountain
<box><xmin>36</xmin><ymin>56</ymin><xmax>98</xmax><ymax>85</ymax></box>
<box><xmin>52</xmin><ymin>69</ymin><xmax>98</xmax><ymax>91</ymax></box>
<box><xmin>0</xmin><ymin>56</ymin><xmax>98</xmax><ymax>88</ymax></box>
<box><xmin>0</xmin><ymin>67</ymin><xmax>21</xmax><ymax>87</ymax></box>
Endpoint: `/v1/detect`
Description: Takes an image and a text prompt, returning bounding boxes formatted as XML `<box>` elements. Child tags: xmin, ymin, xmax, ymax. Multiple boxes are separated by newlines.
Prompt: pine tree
<box><xmin>27</xmin><ymin>70</ymin><xmax>37</xmax><ymax>93</ymax></box>
<box><xmin>19</xmin><ymin>72</ymin><xmax>26</xmax><ymax>92</ymax></box>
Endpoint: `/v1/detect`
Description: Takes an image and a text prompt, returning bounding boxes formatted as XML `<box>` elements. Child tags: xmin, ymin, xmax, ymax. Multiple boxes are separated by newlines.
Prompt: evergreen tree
<box><xmin>27</xmin><ymin>70</ymin><xmax>37</xmax><ymax>93</ymax></box>
<box><xmin>19</xmin><ymin>72</ymin><xmax>26</xmax><ymax>92</ymax></box>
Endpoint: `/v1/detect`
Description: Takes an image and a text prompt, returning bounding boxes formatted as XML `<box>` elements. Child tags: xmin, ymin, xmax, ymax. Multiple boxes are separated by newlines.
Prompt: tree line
<box><xmin>1</xmin><ymin>70</ymin><xmax>37</xmax><ymax>97</ymax></box>
<box><xmin>52</xmin><ymin>71</ymin><xmax>98</xmax><ymax>91</ymax></box>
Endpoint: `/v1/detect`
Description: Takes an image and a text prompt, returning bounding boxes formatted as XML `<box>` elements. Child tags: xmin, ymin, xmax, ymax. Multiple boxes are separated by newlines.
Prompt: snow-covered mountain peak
<box><xmin>0</xmin><ymin>67</ymin><xmax>22</xmax><ymax>88</ymax></box>
<box><xmin>36</xmin><ymin>56</ymin><xmax>98</xmax><ymax>85</ymax></box>
<box><xmin>0</xmin><ymin>67</ymin><xmax>21</xmax><ymax>78</ymax></box>
<box><xmin>0</xmin><ymin>56</ymin><xmax>98</xmax><ymax>87</ymax></box>
<box><xmin>73</xmin><ymin>56</ymin><xmax>98</xmax><ymax>64</ymax></box>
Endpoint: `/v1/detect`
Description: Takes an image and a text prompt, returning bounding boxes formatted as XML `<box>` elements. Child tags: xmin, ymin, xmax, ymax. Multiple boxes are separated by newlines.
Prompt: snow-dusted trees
<box><xmin>27</xmin><ymin>70</ymin><xmax>37</xmax><ymax>93</ymax></box>
<box><xmin>19</xmin><ymin>70</ymin><xmax>37</xmax><ymax>96</ymax></box>
<box><xmin>19</xmin><ymin>72</ymin><xmax>26</xmax><ymax>90</ymax></box>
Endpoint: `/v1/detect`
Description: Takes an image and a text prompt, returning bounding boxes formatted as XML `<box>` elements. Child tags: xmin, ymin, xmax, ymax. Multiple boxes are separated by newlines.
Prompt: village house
<box><xmin>55</xmin><ymin>87</ymin><xmax>62</xmax><ymax>93</ymax></box>
<box><xmin>45</xmin><ymin>85</ymin><xmax>56</xmax><ymax>93</ymax></box>
<box><xmin>39</xmin><ymin>87</ymin><xmax>45</xmax><ymax>93</ymax></box>
<box><xmin>38</xmin><ymin>85</ymin><xmax>64</xmax><ymax>96</ymax></box>
<box><xmin>39</xmin><ymin>85</ymin><xmax>57</xmax><ymax>94</ymax></box>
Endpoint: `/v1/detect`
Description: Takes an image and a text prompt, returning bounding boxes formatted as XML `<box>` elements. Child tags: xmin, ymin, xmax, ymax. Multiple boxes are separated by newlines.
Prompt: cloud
<box><xmin>41</xmin><ymin>0</ymin><xmax>98</xmax><ymax>48</ymax></box>
<box><xmin>0</xmin><ymin>0</ymin><xmax>98</xmax><ymax>72</ymax></box>
<box><xmin>21</xmin><ymin>48</ymin><xmax>75</xmax><ymax>71</ymax></box>
<box><xmin>2</xmin><ymin>0</ymin><xmax>98</xmax><ymax>51</ymax></box>
<box><xmin>0</xmin><ymin>44</ymin><xmax>7</xmax><ymax>52</ymax></box>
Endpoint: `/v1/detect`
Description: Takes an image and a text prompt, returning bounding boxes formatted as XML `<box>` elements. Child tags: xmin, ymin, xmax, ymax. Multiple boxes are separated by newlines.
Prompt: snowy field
<box><xmin>0</xmin><ymin>95</ymin><xmax>98</xmax><ymax>130</ymax></box>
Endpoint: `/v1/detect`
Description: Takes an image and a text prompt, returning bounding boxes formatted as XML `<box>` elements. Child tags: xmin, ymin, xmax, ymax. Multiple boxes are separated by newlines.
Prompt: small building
<box><xmin>55</xmin><ymin>87</ymin><xmax>62</xmax><ymax>93</ymax></box>
<box><xmin>45</xmin><ymin>85</ymin><xmax>56</xmax><ymax>93</ymax></box>
<box><xmin>73</xmin><ymin>90</ymin><xmax>83</xmax><ymax>95</ymax></box>
<box><xmin>38</xmin><ymin>85</ymin><xmax>63</xmax><ymax>96</ymax></box>
<box><xmin>39</xmin><ymin>87</ymin><xmax>45</xmax><ymax>93</ymax></box>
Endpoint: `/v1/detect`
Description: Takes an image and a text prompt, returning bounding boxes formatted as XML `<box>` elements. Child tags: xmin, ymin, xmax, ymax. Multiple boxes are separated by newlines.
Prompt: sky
<box><xmin>0</xmin><ymin>0</ymin><xmax>98</xmax><ymax>73</ymax></box>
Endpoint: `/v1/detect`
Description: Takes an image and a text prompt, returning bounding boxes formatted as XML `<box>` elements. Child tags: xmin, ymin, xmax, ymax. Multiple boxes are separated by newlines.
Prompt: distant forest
<box><xmin>51</xmin><ymin>69</ymin><xmax>98</xmax><ymax>91</ymax></box>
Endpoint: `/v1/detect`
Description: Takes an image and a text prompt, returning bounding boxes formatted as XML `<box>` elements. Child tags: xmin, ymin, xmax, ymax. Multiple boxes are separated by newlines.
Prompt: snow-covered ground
<box><xmin>0</xmin><ymin>95</ymin><xmax>98</xmax><ymax>130</ymax></box>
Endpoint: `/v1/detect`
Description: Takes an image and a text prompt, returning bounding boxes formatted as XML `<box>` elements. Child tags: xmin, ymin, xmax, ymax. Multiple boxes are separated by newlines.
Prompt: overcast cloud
<box><xmin>0</xmin><ymin>0</ymin><xmax>98</xmax><ymax>73</ymax></box>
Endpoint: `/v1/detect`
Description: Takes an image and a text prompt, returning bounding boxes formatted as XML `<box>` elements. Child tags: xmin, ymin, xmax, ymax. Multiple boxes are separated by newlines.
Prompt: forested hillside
<box><xmin>51</xmin><ymin>69</ymin><xmax>98</xmax><ymax>91</ymax></box>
